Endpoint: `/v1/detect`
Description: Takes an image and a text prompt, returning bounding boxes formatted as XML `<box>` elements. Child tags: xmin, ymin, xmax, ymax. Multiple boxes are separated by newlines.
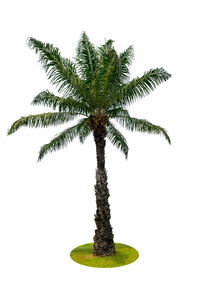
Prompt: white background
<box><xmin>0</xmin><ymin>0</ymin><xmax>200</xmax><ymax>298</ymax></box>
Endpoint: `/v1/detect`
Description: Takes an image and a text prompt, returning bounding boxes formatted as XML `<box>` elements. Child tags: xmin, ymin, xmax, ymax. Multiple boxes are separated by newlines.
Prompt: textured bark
<box><xmin>93</xmin><ymin>124</ymin><xmax>116</xmax><ymax>257</ymax></box>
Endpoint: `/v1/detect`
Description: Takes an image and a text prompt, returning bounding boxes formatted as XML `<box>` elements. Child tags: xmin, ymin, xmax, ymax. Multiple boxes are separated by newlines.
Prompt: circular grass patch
<box><xmin>70</xmin><ymin>243</ymin><xmax>139</xmax><ymax>268</ymax></box>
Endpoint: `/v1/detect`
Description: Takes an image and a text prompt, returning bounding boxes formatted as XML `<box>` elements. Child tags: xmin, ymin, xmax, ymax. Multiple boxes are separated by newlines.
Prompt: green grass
<box><xmin>70</xmin><ymin>243</ymin><xmax>139</xmax><ymax>268</ymax></box>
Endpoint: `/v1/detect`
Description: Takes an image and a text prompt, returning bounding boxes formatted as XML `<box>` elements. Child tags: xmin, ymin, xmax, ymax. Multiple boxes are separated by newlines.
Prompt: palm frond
<box><xmin>38</xmin><ymin>118</ymin><xmax>89</xmax><ymax>161</ymax></box>
<box><xmin>76</xmin><ymin>31</ymin><xmax>98</xmax><ymax>84</ymax></box>
<box><xmin>32</xmin><ymin>90</ymin><xmax>91</xmax><ymax>115</ymax></box>
<box><xmin>27</xmin><ymin>37</ymin><xmax>87</xmax><ymax>100</ymax></box>
<box><xmin>107</xmin><ymin>107</ymin><xmax>130</xmax><ymax>118</ymax></box>
<box><xmin>116</xmin><ymin>116</ymin><xmax>171</xmax><ymax>144</ymax></box>
<box><xmin>119</xmin><ymin>67</ymin><xmax>171</xmax><ymax>106</ymax></box>
<box><xmin>106</xmin><ymin>121</ymin><xmax>129</xmax><ymax>158</ymax></box>
<box><xmin>119</xmin><ymin>45</ymin><xmax>134</xmax><ymax>83</ymax></box>
<box><xmin>77</xmin><ymin>117</ymin><xmax>92</xmax><ymax>143</ymax></box>
<box><xmin>97</xmin><ymin>39</ymin><xmax>115</xmax><ymax>57</ymax></box>
<box><xmin>90</xmin><ymin>39</ymin><xmax>115</xmax><ymax>103</ymax></box>
<box><xmin>102</xmin><ymin>51</ymin><xmax>120</xmax><ymax>98</ymax></box>
<box><xmin>94</xmin><ymin>44</ymin><xmax>121</xmax><ymax>109</ymax></box>
<box><xmin>7</xmin><ymin>112</ymin><xmax>78</xmax><ymax>135</ymax></box>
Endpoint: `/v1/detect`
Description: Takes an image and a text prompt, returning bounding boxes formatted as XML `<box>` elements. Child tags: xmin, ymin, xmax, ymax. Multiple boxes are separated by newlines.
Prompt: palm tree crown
<box><xmin>8</xmin><ymin>32</ymin><xmax>171</xmax><ymax>160</ymax></box>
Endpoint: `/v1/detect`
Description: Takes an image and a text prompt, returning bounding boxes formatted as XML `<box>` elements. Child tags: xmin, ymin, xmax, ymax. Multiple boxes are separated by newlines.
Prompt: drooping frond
<box><xmin>38</xmin><ymin>118</ymin><xmax>89</xmax><ymax>161</ymax></box>
<box><xmin>77</xmin><ymin>117</ymin><xmax>92</xmax><ymax>143</ymax></box>
<box><xmin>119</xmin><ymin>68</ymin><xmax>171</xmax><ymax>106</ymax></box>
<box><xmin>7</xmin><ymin>112</ymin><xmax>78</xmax><ymax>135</ymax></box>
<box><xmin>115</xmin><ymin>115</ymin><xmax>171</xmax><ymax>144</ymax></box>
<box><xmin>76</xmin><ymin>31</ymin><xmax>98</xmax><ymax>85</ymax></box>
<box><xmin>119</xmin><ymin>45</ymin><xmax>134</xmax><ymax>83</ymax></box>
<box><xmin>27</xmin><ymin>37</ymin><xmax>87</xmax><ymax>100</ymax></box>
<box><xmin>32</xmin><ymin>90</ymin><xmax>91</xmax><ymax>115</ymax></box>
<box><xmin>107</xmin><ymin>107</ymin><xmax>130</xmax><ymax>118</ymax></box>
<box><xmin>106</xmin><ymin>121</ymin><xmax>129</xmax><ymax>158</ymax></box>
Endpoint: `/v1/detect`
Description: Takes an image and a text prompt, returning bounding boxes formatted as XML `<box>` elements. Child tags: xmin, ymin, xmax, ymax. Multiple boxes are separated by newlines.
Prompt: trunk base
<box><xmin>93</xmin><ymin>234</ymin><xmax>116</xmax><ymax>257</ymax></box>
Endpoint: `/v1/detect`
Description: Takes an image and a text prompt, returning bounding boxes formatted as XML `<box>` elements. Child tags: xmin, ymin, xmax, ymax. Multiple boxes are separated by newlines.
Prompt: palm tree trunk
<box><xmin>93</xmin><ymin>125</ymin><xmax>116</xmax><ymax>256</ymax></box>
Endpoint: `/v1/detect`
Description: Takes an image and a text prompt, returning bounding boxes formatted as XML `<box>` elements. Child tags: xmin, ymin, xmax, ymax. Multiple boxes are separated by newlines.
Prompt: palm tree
<box><xmin>7</xmin><ymin>32</ymin><xmax>171</xmax><ymax>257</ymax></box>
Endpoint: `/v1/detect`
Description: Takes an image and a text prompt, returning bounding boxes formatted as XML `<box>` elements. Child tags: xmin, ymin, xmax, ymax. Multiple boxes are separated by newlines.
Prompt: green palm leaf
<box><xmin>97</xmin><ymin>39</ymin><xmax>114</xmax><ymax>56</ymax></box>
<box><xmin>116</xmin><ymin>116</ymin><xmax>171</xmax><ymax>144</ymax></box>
<box><xmin>89</xmin><ymin>40</ymin><xmax>115</xmax><ymax>105</ymax></box>
<box><xmin>106</xmin><ymin>121</ymin><xmax>129</xmax><ymax>158</ymax></box>
<box><xmin>32</xmin><ymin>90</ymin><xmax>91</xmax><ymax>115</ymax></box>
<box><xmin>7</xmin><ymin>112</ymin><xmax>78</xmax><ymax>135</ymax></box>
<box><xmin>95</xmin><ymin>44</ymin><xmax>121</xmax><ymax>109</ymax></box>
<box><xmin>119</xmin><ymin>67</ymin><xmax>171</xmax><ymax>106</ymax></box>
<box><xmin>38</xmin><ymin>118</ymin><xmax>90</xmax><ymax>161</ymax></box>
<box><xmin>27</xmin><ymin>37</ymin><xmax>87</xmax><ymax>100</ymax></box>
<box><xmin>76</xmin><ymin>31</ymin><xmax>98</xmax><ymax>85</ymax></box>
<box><xmin>107</xmin><ymin>107</ymin><xmax>130</xmax><ymax>118</ymax></box>
<box><xmin>77</xmin><ymin>118</ymin><xmax>91</xmax><ymax>143</ymax></box>
<box><xmin>119</xmin><ymin>45</ymin><xmax>134</xmax><ymax>83</ymax></box>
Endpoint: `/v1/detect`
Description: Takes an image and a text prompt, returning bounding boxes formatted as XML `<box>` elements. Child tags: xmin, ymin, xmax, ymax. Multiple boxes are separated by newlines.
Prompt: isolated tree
<box><xmin>7</xmin><ymin>32</ymin><xmax>171</xmax><ymax>257</ymax></box>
